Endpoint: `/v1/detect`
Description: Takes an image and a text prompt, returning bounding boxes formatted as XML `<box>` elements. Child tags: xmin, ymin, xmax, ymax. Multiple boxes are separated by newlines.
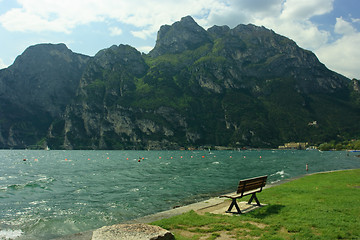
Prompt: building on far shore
<box><xmin>278</xmin><ymin>142</ymin><xmax>308</xmax><ymax>150</ymax></box>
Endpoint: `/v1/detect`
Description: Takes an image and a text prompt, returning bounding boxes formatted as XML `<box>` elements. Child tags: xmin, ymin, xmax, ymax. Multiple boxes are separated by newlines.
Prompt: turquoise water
<box><xmin>0</xmin><ymin>149</ymin><xmax>359</xmax><ymax>239</ymax></box>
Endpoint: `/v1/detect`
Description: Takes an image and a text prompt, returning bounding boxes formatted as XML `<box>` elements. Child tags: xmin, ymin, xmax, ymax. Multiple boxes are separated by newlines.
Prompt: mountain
<box><xmin>1</xmin><ymin>16</ymin><xmax>359</xmax><ymax>149</ymax></box>
<box><xmin>0</xmin><ymin>43</ymin><xmax>90</xmax><ymax>148</ymax></box>
<box><xmin>149</xmin><ymin>16</ymin><xmax>212</xmax><ymax>57</ymax></box>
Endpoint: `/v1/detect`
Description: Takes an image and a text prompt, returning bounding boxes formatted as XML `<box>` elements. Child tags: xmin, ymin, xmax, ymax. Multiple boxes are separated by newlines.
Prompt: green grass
<box><xmin>152</xmin><ymin>169</ymin><xmax>360</xmax><ymax>239</ymax></box>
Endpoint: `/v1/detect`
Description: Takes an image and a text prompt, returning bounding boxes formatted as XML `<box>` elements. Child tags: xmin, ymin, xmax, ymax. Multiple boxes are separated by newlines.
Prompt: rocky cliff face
<box><xmin>0</xmin><ymin>43</ymin><xmax>90</xmax><ymax>148</ymax></box>
<box><xmin>149</xmin><ymin>16</ymin><xmax>212</xmax><ymax>57</ymax></box>
<box><xmin>1</xmin><ymin>43</ymin><xmax>90</xmax><ymax>116</ymax></box>
<box><xmin>1</xmin><ymin>16</ymin><xmax>359</xmax><ymax>149</ymax></box>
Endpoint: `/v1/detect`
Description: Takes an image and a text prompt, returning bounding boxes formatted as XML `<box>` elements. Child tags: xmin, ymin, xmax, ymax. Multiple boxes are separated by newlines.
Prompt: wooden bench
<box><xmin>220</xmin><ymin>175</ymin><xmax>267</xmax><ymax>214</ymax></box>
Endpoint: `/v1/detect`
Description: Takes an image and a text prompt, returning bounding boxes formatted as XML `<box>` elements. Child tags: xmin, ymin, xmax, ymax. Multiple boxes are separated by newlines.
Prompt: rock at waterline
<box><xmin>92</xmin><ymin>223</ymin><xmax>174</xmax><ymax>240</ymax></box>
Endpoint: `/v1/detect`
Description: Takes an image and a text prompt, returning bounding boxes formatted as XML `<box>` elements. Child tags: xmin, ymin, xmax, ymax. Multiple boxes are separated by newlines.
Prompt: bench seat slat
<box><xmin>220</xmin><ymin>189</ymin><xmax>260</xmax><ymax>199</ymax></box>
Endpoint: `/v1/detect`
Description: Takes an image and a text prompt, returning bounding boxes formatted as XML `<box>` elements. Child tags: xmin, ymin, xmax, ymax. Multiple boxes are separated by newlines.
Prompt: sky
<box><xmin>0</xmin><ymin>0</ymin><xmax>359</xmax><ymax>79</ymax></box>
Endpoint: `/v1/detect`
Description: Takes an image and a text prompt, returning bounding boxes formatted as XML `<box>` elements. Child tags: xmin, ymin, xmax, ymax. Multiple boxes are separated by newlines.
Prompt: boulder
<box><xmin>92</xmin><ymin>223</ymin><xmax>174</xmax><ymax>240</ymax></box>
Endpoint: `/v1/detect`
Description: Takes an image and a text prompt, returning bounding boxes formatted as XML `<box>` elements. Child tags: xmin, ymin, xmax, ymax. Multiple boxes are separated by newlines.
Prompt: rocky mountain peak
<box><xmin>0</xmin><ymin>43</ymin><xmax>90</xmax><ymax>117</ymax></box>
<box><xmin>148</xmin><ymin>16</ymin><xmax>212</xmax><ymax>57</ymax></box>
<box><xmin>11</xmin><ymin>43</ymin><xmax>72</xmax><ymax>69</ymax></box>
<box><xmin>207</xmin><ymin>25</ymin><xmax>231</xmax><ymax>38</ymax></box>
<box><xmin>233</xmin><ymin>23</ymin><xmax>270</xmax><ymax>34</ymax></box>
<box><xmin>91</xmin><ymin>44</ymin><xmax>148</xmax><ymax>77</ymax></box>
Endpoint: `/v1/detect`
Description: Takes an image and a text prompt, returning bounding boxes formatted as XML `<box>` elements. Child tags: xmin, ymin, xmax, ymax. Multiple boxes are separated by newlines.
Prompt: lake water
<box><xmin>1</xmin><ymin>149</ymin><xmax>359</xmax><ymax>239</ymax></box>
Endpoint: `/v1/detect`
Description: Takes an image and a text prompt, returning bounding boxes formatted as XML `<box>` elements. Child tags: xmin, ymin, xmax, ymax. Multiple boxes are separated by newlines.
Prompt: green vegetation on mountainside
<box><xmin>62</xmin><ymin>37</ymin><xmax>360</xmax><ymax>149</ymax></box>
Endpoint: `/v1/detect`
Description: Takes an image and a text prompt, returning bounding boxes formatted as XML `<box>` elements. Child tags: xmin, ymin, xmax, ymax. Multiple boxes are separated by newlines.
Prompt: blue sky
<box><xmin>0</xmin><ymin>0</ymin><xmax>359</xmax><ymax>79</ymax></box>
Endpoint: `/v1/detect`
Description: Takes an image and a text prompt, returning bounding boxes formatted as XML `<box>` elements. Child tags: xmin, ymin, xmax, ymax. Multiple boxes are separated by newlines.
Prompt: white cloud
<box><xmin>276</xmin><ymin>0</ymin><xmax>333</xmax><ymax>49</ymax></box>
<box><xmin>109</xmin><ymin>27</ymin><xmax>122</xmax><ymax>36</ymax></box>
<box><xmin>202</xmin><ymin>0</ymin><xmax>284</xmax><ymax>29</ymax></box>
<box><xmin>131</xmin><ymin>29</ymin><xmax>154</xmax><ymax>40</ymax></box>
<box><xmin>0</xmin><ymin>0</ymin><xmax>107</xmax><ymax>33</ymax></box>
<box><xmin>0</xmin><ymin>0</ymin><xmax>217</xmax><ymax>35</ymax></box>
<box><xmin>281</xmin><ymin>0</ymin><xmax>334</xmax><ymax>20</ymax></box>
<box><xmin>224</xmin><ymin>0</ymin><xmax>332</xmax><ymax>51</ymax></box>
<box><xmin>316</xmin><ymin>34</ymin><xmax>360</xmax><ymax>79</ymax></box>
<box><xmin>0</xmin><ymin>58</ymin><xmax>7</xmax><ymax>69</ymax></box>
<box><xmin>253</xmin><ymin>17</ymin><xmax>330</xmax><ymax>50</ymax></box>
<box><xmin>0</xmin><ymin>8</ymin><xmax>72</xmax><ymax>33</ymax></box>
<box><xmin>136</xmin><ymin>45</ymin><xmax>153</xmax><ymax>54</ymax></box>
<box><xmin>234</xmin><ymin>0</ymin><xmax>283</xmax><ymax>15</ymax></box>
<box><xmin>0</xmin><ymin>0</ymin><xmax>334</xmax><ymax>48</ymax></box>
<box><xmin>335</xmin><ymin>17</ymin><xmax>357</xmax><ymax>35</ymax></box>
<box><xmin>316</xmin><ymin>18</ymin><xmax>360</xmax><ymax>79</ymax></box>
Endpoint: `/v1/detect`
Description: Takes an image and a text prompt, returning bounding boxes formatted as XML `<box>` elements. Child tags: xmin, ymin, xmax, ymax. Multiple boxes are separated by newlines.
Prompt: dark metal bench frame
<box><xmin>220</xmin><ymin>175</ymin><xmax>267</xmax><ymax>214</ymax></box>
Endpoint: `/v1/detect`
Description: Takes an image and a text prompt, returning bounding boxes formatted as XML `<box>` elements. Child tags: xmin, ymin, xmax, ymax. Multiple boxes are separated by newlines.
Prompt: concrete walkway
<box><xmin>131</xmin><ymin>196</ymin><xmax>265</xmax><ymax>223</ymax></box>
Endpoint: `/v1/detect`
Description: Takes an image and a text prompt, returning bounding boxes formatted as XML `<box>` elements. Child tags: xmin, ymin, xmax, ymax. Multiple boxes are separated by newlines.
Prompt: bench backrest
<box><xmin>237</xmin><ymin>175</ymin><xmax>267</xmax><ymax>196</ymax></box>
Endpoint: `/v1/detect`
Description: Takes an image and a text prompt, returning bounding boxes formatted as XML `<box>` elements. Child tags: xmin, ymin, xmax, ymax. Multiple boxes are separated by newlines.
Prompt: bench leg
<box><xmin>226</xmin><ymin>199</ymin><xmax>242</xmax><ymax>214</ymax></box>
<box><xmin>248</xmin><ymin>193</ymin><xmax>261</xmax><ymax>206</ymax></box>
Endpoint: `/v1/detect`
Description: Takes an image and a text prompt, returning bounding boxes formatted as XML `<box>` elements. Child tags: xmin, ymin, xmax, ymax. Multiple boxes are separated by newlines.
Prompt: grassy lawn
<box><xmin>152</xmin><ymin>169</ymin><xmax>360</xmax><ymax>239</ymax></box>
